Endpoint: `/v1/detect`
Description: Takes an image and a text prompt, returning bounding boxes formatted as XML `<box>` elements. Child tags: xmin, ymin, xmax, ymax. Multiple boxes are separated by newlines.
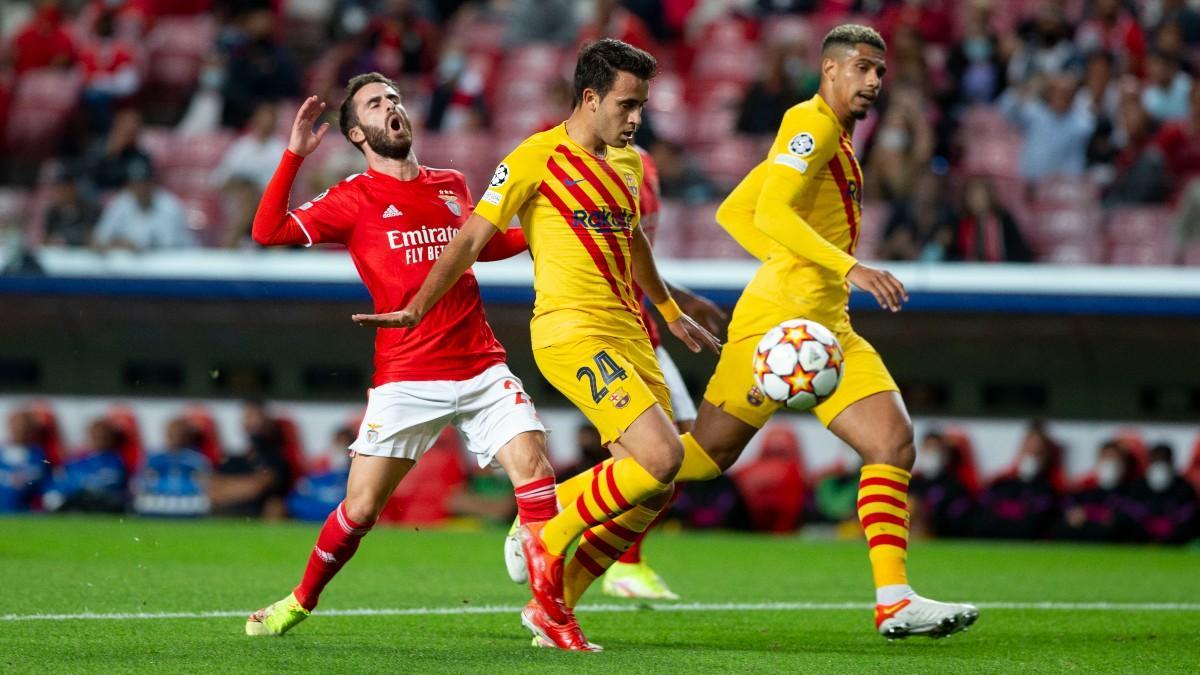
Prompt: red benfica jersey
<box><xmin>289</xmin><ymin>167</ymin><xmax>506</xmax><ymax>385</ymax></box>
<box><xmin>635</xmin><ymin>146</ymin><xmax>663</xmax><ymax>349</ymax></box>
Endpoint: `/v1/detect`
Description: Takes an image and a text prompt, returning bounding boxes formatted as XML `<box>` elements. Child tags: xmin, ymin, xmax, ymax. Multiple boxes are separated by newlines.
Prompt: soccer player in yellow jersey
<box><xmin>352</xmin><ymin>38</ymin><xmax>720</xmax><ymax>651</ymax></box>
<box><xmin>675</xmin><ymin>24</ymin><xmax>978</xmax><ymax>640</ymax></box>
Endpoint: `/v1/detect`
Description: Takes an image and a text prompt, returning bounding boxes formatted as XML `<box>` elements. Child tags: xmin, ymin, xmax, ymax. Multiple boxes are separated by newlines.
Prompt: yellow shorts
<box><xmin>702</xmin><ymin>296</ymin><xmax>898</xmax><ymax>428</ymax></box>
<box><xmin>534</xmin><ymin>334</ymin><xmax>672</xmax><ymax>445</ymax></box>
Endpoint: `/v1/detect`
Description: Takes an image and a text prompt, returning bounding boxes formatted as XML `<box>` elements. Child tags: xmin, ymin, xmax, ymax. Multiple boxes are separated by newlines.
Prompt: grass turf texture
<box><xmin>2</xmin><ymin>517</ymin><xmax>1197</xmax><ymax>673</ymax></box>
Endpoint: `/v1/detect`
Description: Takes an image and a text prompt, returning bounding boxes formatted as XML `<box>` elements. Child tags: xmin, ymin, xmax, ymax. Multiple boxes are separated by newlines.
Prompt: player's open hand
<box><xmin>352</xmin><ymin>308</ymin><xmax>421</xmax><ymax>328</ymax></box>
<box><xmin>846</xmin><ymin>263</ymin><xmax>909</xmax><ymax>312</ymax></box>
<box><xmin>675</xmin><ymin>289</ymin><xmax>728</xmax><ymax>336</ymax></box>
<box><xmin>668</xmin><ymin>315</ymin><xmax>722</xmax><ymax>355</ymax></box>
<box><xmin>288</xmin><ymin>95</ymin><xmax>330</xmax><ymax>157</ymax></box>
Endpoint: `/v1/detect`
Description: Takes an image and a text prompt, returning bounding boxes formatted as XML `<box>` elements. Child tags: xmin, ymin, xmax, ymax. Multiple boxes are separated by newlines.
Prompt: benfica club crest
<box><xmin>438</xmin><ymin>189</ymin><xmax>462</xmax><ymax>217</ymax></box>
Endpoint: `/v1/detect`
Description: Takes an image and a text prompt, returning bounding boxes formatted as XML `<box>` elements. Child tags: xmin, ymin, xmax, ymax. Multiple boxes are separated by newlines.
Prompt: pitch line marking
<box><xmin>3</xmin><ymin>601</ymin><xmax>1199</xmax><ymax>622</ymax></box>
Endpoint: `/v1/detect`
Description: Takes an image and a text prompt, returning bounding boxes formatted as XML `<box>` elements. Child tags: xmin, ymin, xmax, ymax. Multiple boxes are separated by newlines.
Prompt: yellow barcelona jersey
<box><xmin>718</xmin><ymin>94</ymin><xmax>864</xmax><ymax>333</ymax></box>
<box><xmin>474</xmin><ymin>123</ymin><xmax>646</xmax><ymax>349</ymax></box>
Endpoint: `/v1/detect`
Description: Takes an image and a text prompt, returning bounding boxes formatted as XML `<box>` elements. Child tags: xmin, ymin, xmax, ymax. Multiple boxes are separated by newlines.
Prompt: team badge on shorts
<box><xmin>609</xmin><ymin>388</ymin><xmax>631</xmax><ymax>409</ymax></box>
<box><xmin>437</xmin><ymin>189</ymin><xmax>462</xmax><ymax>216</ymax></box>
<box><xmin>746</xmin><ymin>386</ymin><xmax>765</xmax><ymax>407</ymax></box>
<box><xmin>366</xmin><ymin>423</ymin><xmax>381</xmax><ymax>444</ymax></box>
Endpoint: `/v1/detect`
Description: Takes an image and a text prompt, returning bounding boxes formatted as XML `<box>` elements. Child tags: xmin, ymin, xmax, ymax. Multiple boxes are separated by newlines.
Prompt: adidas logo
<box><xmin>382</xmin><ymin>204</ymin><xmax>403</xmax><ymax>219</ymax></box>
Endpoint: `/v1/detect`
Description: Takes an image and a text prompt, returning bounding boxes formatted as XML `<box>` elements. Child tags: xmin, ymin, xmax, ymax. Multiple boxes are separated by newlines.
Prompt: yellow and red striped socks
<box><xmin>857</xmin><ymin>464</ymin><xmax>913</xmax><ymax>604</ymax></box>
<box><xmin>563</xmin><ymin>503</ymin><xmax>661</xmax><ymax>607</ymax></box>
<box><xmin>513</xmin><ymin>476</ymin><xmax>558</xmax><ymax>524</ymax></box>
<box><xmin>293</xmin><ymin>501</ymin><xmax>373</xmax><ymax>610</ymax></box>
<box><xmin>540</xmin><ymin>457</ymin><xmax>669</xmax><ymax>555</ymax></box>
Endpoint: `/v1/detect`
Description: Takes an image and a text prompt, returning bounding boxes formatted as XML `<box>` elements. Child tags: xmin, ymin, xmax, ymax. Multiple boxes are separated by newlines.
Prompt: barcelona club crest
<box><xmin>609</xmin><ymin>388</ymin><xmax>631</xmax><ymax>409</ymax></box>
<box><xmin>623</xmin><ymin>172</ymin><xmax>639</xmax><ymax>197</ymax></box>
<box><xmin>438</xmin><ymin>189</ymin><xmax>462</xmax><ymax>216</ymax></box>
<box><xmin>746</xmin><ymin>386</ymin><xmax>765</xmax><ymax>407</ymax></box>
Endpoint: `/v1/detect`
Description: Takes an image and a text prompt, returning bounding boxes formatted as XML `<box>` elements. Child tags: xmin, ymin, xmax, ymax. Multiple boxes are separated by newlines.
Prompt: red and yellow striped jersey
<box><xmin>474</xmin><ymin>123</ymin><xmax>645</xmax><ymax>349</ymax></box>
<box><xmin>719</xmin><ymin>94</ymin><xmax>863</xmax><ymax>333</ymax></box>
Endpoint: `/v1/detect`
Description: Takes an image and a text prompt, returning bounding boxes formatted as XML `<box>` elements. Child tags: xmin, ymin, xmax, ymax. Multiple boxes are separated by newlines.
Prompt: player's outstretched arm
<box><xmin>252</xmin><ymin>96</ymin><xmax>330</xmax><ymax>247</ymax></box>
<box><xmin>631</xmin><ymin>227</ymin><xmax>721</xmax><ymax>354</ymax></box>
<box><xmin>351</xmin><ymin>213</ymin><xmax>498</xmax><ymax>328</ymax></box>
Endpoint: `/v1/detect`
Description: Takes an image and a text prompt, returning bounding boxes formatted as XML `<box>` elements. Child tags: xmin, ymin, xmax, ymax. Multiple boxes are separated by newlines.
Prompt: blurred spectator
<box><xmin>208</xmin><ymin>400</ymin><xmax>292</xmax><ymax>519</ymax></box>
<box><xmin>1051</xmin><ymin>439</ymin><xmax>1141</xmax><ymax>542</ymax></box>
<box><xmin>286</xmin><ymin>426</ymin><xmax>352</xmax><ymax>522</ymax></box>
<box><xmin>671</xmin><ymin>472</ymin><xmax>751</xmax><ymax>531</ymax></box>
<box><xmin>1075</xmin><ymin>50</ymin><xmax>1120</xmax><ymax>121</ymax></box>
<box><xmin>577</xmin><ymin>0</ymin><xmax>656</xmax><ymax>54</ymax></box>
<box><xmin>1161</xmin><ymin>84</ymin><xmax>1200</xmax><ymax>249</ymax></box>
<box><xmin>506</xmin><ymin>0</ymin><xmax>578</xmax><ymax>46</ymax></box>
<box><xmin>425</xmin><ymin>41</ymin><xmax>488</xmax><ymax>132</ymax></box>
<box><xmin>956</xmin><ymin>175</ymin><xmax>1033</xmax><ymax>262</ymax></box>
<box><xmin>808</xmin><ymin>452</ymin><xmax>861</xmax><ymax>530</ymax></box>
<box><xmin>1075</xmin><ymin>0</ymin><xmax>1147</xmax><ymax>74</ymax></box>
<box><xmin>877</xmin><ymin>170</ymin><xmax>957</xmax><ymax>262</ymax></box>
<box><xmin>1105</xmin><ymin>93</ymin><xmax>1170</xmax><ymax>205</ymax></box>
<box><xmin>0</xmin><ymin>410</ymin><xmax>49</xmax><ymax>512</ymax></box>
<box><xmin>865</xmin><ymin>88</ymin><xmax>934</xmax><ymax>202</ymax></box>
<box><xmin>42</xmin><ymin>418</ymin><xmax>126</xmax><ymax>513</ymax></box>
<box><xmin>946</xmin><ymin>0</ymin><xmax>1009</xmax><ymax>107</ymax></box>
<box><xmin>209</xmin><ymin>101</ymin><xmax>287</xmax><ymax>248</ymax></box>
<box><xmin>176</xmin><ymin>54</ymin><xmax>227</xmax><ymax>136</ymax></box>
<box><xmin>41</xmin><ymin>166</ymin><xmax>101</xmax><ymax>247</ymax></box>
<box><xmin>910</xmin><ymin>431</ymin><xmax>976</xmax><ymax>538</ymax></box>
<box><xmin>1124</xmin><ymin>443</ymin><xmax>1199</xmax><ymax>544</ymax></box>
<box><xmin>92</xmin><ymin>158</ymin><xmax>195</xmax><ymax>251</ymax></box>
<box><xmin>1007</xmin><ymin>4</ymin><xmax>1079</xmax><ymax>85</ymax></box>
<box><xmin>78</xmin><ymin>7</ymin><xmax>143</xmax><ymax>134</ymax></box>
<box><xmin>76</xmin><ymin>0</ymin><xmax>151</xmax><ymax>43</ymax></box>
<box><xmin>8</xmin><ymin>1</ymin><xmax>78</xmax><ymax>75</ymax></box>
<box><xmin>220</xmin><ymin>8</ymin><xmax>301</xmax><ymax>129</ymax></box>
<box><xmin>82</xmin><ymin>108</ymin><xmax>152</xmax><ymax>191</ymax></box>
<box><xmin>650</xmin><ymin>139</ymin><xmax>716</xmax><ymax>204</ymax></box>
<box><xmin>133</xmin><ymin>418</ymin><xmax>211</xmax><ymax>517</ymax></box>
<box><xmin>730</xmin><ymin>425</ymin><xmax>806</xmax><ymax>533</ymax></box>
<box><xmin>1150</xmin><ymin>1</ymin><xmax>1200</xmax><ymax>46</ymax></box>
<box><xmin>974</xmin><ymin>422</ymin><xmax>1063</xmax><ymax>540</ymax></box>
<box><xmin>369</xmin><ymin>0</ymin><xmax>440</xmax><ymax>77</ymax></box>
<box><xmin>557</xmin><ymin>423</ymin><xmax>608</xmax><ymax>480</ymax></box>
<box><xmin>1141</xmin><ymin>50</ymin><xmax>1193</xmax><ymax>121</ymax></box>
<box><xmin>735</xmin><ymin>41</ymin><xmax>814</xmax><ymax>135</ymax></box>
<box><xmin>999</xmin><ymin>74</ymin><xmax>1096</xmax><ymax>180</ymax></box>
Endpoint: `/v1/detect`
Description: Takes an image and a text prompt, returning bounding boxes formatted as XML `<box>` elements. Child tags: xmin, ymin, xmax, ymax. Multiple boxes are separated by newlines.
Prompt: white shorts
<box><xmin>655</xmin><ymin>346</ymin><xmax>697</xmax><ymax>423</ymax></box>
<box><xmin>349</xmin><ymin>363</ymin><xmax>545</xmax><ymax>468</ymax></box>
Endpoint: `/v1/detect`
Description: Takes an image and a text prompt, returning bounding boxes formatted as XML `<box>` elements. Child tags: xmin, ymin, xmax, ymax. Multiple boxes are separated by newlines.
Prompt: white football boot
<box><xmin>875</xmin><ymin>595</ymin><xmax>979</xmax><ymax>639</ymax></box>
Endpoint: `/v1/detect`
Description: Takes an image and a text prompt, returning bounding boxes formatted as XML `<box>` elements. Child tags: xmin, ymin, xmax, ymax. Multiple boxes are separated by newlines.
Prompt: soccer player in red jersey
<box><xmin>244</xmin><ymin>73</ymin><xmax>559</xmax><ymax>637</ymax></box>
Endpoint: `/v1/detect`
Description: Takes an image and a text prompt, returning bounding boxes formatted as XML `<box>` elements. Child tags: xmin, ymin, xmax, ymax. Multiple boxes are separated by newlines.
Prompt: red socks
<box><xmin>514</xmin><ymin>476</ymin><xmax>558</xmax><ymax>524</ymax></box>
<box><xmin>293</xmin><ymin>502</ymin><xmax>373</xmax><ymax>611</ymax></box>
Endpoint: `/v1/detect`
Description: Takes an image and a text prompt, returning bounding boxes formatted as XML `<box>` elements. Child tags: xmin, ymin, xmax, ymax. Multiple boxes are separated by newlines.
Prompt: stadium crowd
<box><xmin>1</xmin><ymin>0</ymin><xmax>1200</xmax><ymax>266</ymax></box>
<box><xmin>2</xmin><ymin>400</ymin><xmax>1198</xmax><ymax>545</ymax></box>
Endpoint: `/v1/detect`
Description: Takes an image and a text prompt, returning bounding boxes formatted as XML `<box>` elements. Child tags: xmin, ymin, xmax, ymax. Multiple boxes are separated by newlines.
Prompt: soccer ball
<box><xmin>752</xmin><ymin>318</ymin><xmax>844</xmax><ymax>411</ymax></box>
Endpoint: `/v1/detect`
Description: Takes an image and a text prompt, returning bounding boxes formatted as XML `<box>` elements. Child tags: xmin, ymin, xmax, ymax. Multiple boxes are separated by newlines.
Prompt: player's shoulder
<box><xmin>780</xmin><ymin>97</ymin><xmax>841</xmax><ymax>142</ymax></box>
<box><xmin>507</xmin><ymin>126</ymin><xmax>562</xmax><ymax>161</ymax></box>
<box><xmin>421</xmin><ymin>166</ymin><xmax>468</xmax><ymax>187</ymax></box>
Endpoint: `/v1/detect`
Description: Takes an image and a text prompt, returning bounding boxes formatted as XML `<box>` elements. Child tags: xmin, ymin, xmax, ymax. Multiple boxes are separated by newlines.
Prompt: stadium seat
<box><xmin>144</xmin><ymin>15</ymin><xmax>217</xmax><ymax>91</ymax></box>
<box><xmin>680</xmin><ymin>202</ymin><xmax>754</xmax><ymax>259</ymax></box>
<box><xmin>415</xmin><ymin>132</ymin><xmax>500</xmax><ymax>196</ymax></box>
<box><xmin>2</xmin><ymin>68</ymin><xmax>83</xmax><ymax>159</ymax></box>
<box><xmin>181</xmin><ymin>404</ymin><xmax>223</xmax><ymax>467</ymax></box>
<box><xmin>1033</xmin><ymin>176</ymin><xmax>1101</xmax><ymax>208</ymax></box>
<box><xmin>1105</xmin><ymin>206</ymin><xmax>1176</xmax><ymax>265</ymax></box>
<box><xmin>25</xmin><ymin>400</ymin><xmax>64</xmax><ymax>467</ymax></box>
<box><xmin>142</xmin><ymin>129</ymin><xmax>236</xmax><ymax>244</ymax></box>
<box><xmin>105</xmin><ymin>405</ymin><xmax>144</xmax><ymax>474</ymax></box>
<box><xmin>696</xmin><ymin>135</ymin><xmax>769</xmax><ymax>191</ymax></box>
<box><xmin>273</xmin><ymin>414</ymin><xmax>306</xmax><ymax>491</ymax></box>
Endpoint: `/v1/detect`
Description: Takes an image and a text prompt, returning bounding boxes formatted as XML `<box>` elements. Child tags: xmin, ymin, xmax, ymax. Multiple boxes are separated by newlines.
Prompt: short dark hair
<box><xmin>339</xmin><ymin>72</ymin><xmax>401</xmax><ymax>147</ymax></box>
<box><xmin>572</xmin><ymin>38</ymin><xmax>657</xmax><ymax>107</ymax></box>
<box><xmin>821</xmin><ymin>24</ymin><xmax>887</xmax><ymax>56</ymax></box>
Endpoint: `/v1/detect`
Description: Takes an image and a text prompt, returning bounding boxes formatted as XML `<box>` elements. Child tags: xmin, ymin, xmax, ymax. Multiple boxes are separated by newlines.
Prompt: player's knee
<box><xmin>343</xmin><ymin>493</ymin><xmax>385</xmax><ymax>526</ymax></box>
<box><xmin>643</xmin><ymin>435</ymin><xmax>683</xmax><ymax>483</ymax></box>
<box><xmin>883</xmin><ymin>426</ymin><xmax>916</xmax><ymax>471</ymax></box>
<box><xmin>642</xmin><ymin>482</ymin><xmax>675</xmax><ymax>510</ymax></box>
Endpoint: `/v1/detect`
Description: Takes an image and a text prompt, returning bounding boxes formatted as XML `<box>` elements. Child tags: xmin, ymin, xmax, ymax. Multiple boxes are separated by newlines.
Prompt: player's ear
<box><xmin>348</xmin><ymin>126</ymin><xmax>365</xmax><ymax>144</ymax></box>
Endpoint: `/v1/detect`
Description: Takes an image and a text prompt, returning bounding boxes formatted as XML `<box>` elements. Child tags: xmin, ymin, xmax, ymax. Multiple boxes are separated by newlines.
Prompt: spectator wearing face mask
<box><xmin>909</xmin><ymin>431</ymin><xmax>976</xmax><ymax>539</ymax></box>
<box><xmin>973</xmin><ymin>422</ymin><xmax>1064</xmax><ymax>540</ymax></box>
<box><xmin>1052</xmin><ymin>440</ymin><xmax>1142</xmax><ymax>543</ymax></box>
<box><xmin>1124</xmin><ymin>443</ymin><xmax>1199</xmax><ymax>545</ymax></box>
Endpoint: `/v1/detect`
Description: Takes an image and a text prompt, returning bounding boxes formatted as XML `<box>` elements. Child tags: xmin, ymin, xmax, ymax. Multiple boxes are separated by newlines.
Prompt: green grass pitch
<box><xmin>2</xmin><ymin>516</ymin><xmax>1198</xmax><ymax>673</ymax></box>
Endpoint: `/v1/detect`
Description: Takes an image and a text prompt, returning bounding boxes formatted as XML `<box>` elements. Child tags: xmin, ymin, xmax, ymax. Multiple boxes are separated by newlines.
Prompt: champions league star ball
<box><xmin>752</xmin><ymin>319</ymin><xmax>844</xmax><ymax>411</ymax></box>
